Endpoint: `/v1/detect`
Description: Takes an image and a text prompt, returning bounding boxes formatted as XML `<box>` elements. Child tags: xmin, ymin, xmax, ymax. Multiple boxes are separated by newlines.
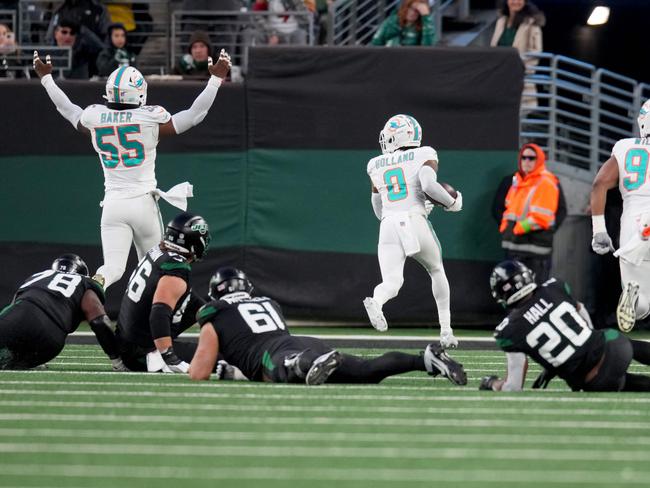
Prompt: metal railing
<box><xmin>0</xmin><ymin>9</ymin><xmax>16</xmax><ymax>33</ymax></box>
<box><xmin>520</xmin><ymin>52</ymin><xmax>648</xmax><ymax>181</ymax></box>
<box><xmin>171</xmin><ymin>10</ymin><xmax>314</xmax><ymax>74</ymax></box>
<box><xmin>1</xmin><ymin>44</ymin><xmax>71</xmax><ymax>77</ymax></box>
<box><xmin>327</xmin><ymin>0</ymin><xmax>399</xmax><ymax>45</ymax></box>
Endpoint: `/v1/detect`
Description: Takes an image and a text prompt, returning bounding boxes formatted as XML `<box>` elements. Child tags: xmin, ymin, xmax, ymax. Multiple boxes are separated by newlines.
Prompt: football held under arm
<box><xmin>418</xmin><ymin>164</ymin><xmax>455</xmax><ymax>208</ymax></box>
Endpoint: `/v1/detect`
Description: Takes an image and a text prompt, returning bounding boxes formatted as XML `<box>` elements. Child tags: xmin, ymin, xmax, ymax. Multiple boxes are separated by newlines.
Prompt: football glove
<box><xmin>444</xmin><ymin>191</ymin><xmax>462</xmax><ymax>212</ymax></box>
<box><xmin>591</xmin><ymin>232</ymin><xmax>614</xmax><ymax>255</ymax></box>
<box><xmin>531</xmin><ymin>369</ymin><xmax>555</xmax><ymax>389</ymax></box>
<box><xmin>110</xmin><ymin>357</ymin><xmax>130</xmax><ymax>372</ymax></box>
<box><xmin>424</xmin><ymin>200</ymin><xmax>434</xmax><ymax>216</ymax></box>
<box><xmin>479</xmin><ymin>375</ymin><xmax>500</xmax><ymax>391</ymax></box>
<box><xmin>160</xmin><ymin>347</ymin><xmax>190</xmax><ymax>374</ymax></box>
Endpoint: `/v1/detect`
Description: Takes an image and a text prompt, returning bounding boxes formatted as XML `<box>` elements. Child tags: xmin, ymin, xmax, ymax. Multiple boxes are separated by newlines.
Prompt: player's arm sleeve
<box><xmin>501</xmin><ymin>352</ymin><xmax>527</xmax><ymax>391</ymax></box>
<box><xmin>418</xmin><ymin>165</ymin><xmax>455</xmax><ymax>208</ymax></box>
<box><xmin>196</xmin><ymin>301</ymin><xmax>221</xmax><ymax>327</ymax></box>
<box><xmin>171</xmin><ymin>76</ymin><xmax>223</xmax><ymax>134</ymax></box>
<box><xmin>371</xmin><ymin>193</ymin><xmax>382</xmax><ymax>220</ymax></box>
<box><xmin>40</xmin><ymin>74</ymin><xmax>84</xmax><ymax>129</ymax></box>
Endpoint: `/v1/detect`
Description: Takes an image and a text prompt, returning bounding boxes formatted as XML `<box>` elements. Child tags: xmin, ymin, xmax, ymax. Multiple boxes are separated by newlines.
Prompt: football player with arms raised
<box><xmin>482</xmin><ymin>260</ymin><xmax>650</xmax><ymax>392</ymax></box>
<box><xmin>0</xmin><ymin>254</ymin><xmax>123</xmax><ymax>370</ymax></box>
<box><xmin>32</xmin><ymin>49</ymin><xmax>231</xmax><ymax>290</ymax></box>
<box><xmin>591</xmin><ymin>99</ymin><xmax>650</xmax><ymax>333</ymax></box>
<box><xmin>115</xmin><ymin>212</ymin><xmax>210</xmax><ymax>373</ymax></box>
<box><xmin>363</xmin><ymin>114</ymin><xmax>463</xmax><ymax>349</ymax></box>
<box><xmin>189</xmin><ymin>267</ymin><xmax>467</xmax><ymax>386</ymax></box>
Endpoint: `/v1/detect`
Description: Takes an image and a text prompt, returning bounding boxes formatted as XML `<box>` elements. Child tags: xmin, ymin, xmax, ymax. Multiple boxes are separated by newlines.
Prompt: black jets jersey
<box><xmin>117</xmin><ymin>246</ymin><xmax>193</xmax><ymax>348</ymax></box>
<box><xmin>495</xmin><ymin>278</ymin><xmax>605</xmax><ymax>389</ymax></box>
<box><xmin>13</xmin><ymin>269</ymin><xmax>104</xmax><ymax>334</ymax></box>
<box><xmin>196</xmin><ymin>293</ymin><xmax>293</xmax><ymax>381</ymax></box>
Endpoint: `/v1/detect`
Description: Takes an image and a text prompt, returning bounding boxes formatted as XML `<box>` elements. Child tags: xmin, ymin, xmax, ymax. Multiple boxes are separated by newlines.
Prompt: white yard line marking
<box><xmin>0</xmin><ymin>413</ymin><xmax>647</xmax><ymax>430</ymax></box>
<box><xmin>1</xmin><ymin>428</ymin><xmax>647</xmax><ymax>446</ymax></box>
<box><xmin>0</xmin><ymin>399</ymin><xmax>643</xmax><ymax>417</ymax></box>
<box><xmin>0</xmin><ymin>464</ymin><xmax>648</xmax><ymax>484</ymax></box>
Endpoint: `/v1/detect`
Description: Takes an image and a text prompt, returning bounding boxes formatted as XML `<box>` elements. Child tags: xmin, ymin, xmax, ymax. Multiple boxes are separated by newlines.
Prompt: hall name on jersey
<box><xmin>373</xmin><ymin>151</ymin><xmax>415</xmax><ymax>169</ymax></box>
<box><xmin>523</xmin><ymin>298</ymin><xmax>554</xmax><ymax>325</ymax></box>
<box><xmin>100</xmin><ymin>112</ymin><xmax>134</xmax><ymax>124</ymax></box>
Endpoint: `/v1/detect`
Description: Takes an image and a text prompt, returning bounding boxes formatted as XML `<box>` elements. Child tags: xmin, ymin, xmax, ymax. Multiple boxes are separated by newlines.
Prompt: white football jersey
<box><xmin>613</xmin><ymin>137</ymin><xmax>650</xmax><ymax>213</ymax></box>
<box><xmin>80</xmin><ymin>104</ymin><xmax>172</xmax><ymax>197</ymax></box>
<box><xmin>367</xmin><ymin>146</ymin><xmax>438</xmax><ymax>216</ymax></box>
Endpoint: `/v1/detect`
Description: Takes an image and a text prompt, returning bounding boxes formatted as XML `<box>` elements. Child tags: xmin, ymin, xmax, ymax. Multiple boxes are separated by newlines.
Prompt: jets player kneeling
<box><xmin>482</xmin><ymin>260</ymin><xmax>650</xmax><ymax>392</ymax></box>
<box><xmin>0</xmin><ymin>254</ymin><xmax>124</xmax><ymax>370</ymax></box>
<box><xmin>591</xmin><ymin>99</ymin><xmax>650</xmax><ymax>333</ymax></box>
<box><xmin>33</xmin><ymin>49</ymin><xmax>231</xmax><ymax>290</ymax></box>
<box><xmin>363</xmin><ymin>115</ymin><xmax>462</xmax><ymax>349</ymax></box>
<box><xmin>115</xmin><ymin>212</ymin><xmax>210</xmax><ymax>373</ymax></box>
<box><xmin>189</xmin><ymin>267</ymin><xmax>468</xmax><ymax>386</ymax></box>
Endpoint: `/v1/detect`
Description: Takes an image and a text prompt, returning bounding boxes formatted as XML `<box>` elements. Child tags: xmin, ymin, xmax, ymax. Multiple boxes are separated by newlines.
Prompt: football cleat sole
<box><xmin>424</xmin><ymin>343</ymin><xmax>467</xmax><ymax>386</ymax></box>
<box><xmin>305</xmin><ymin>350</ymin><xmax>342</xmax><ymax>386</ymax></box>
<box><xmin>363</xmin><ymin>297</ymin><xmax>388</xmax><ymax>332</ymax></box>
<box><xmin>617</xmin><ymin>281</ymin><xmax>640</xmax><ymax>333</ymax></box>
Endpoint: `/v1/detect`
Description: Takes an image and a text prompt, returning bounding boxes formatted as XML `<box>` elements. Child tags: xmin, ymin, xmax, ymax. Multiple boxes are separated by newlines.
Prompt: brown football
<box><xmin>427</xmin><ymin>182</ymin><xmax>458</xmax><ymax>206</ymax></box>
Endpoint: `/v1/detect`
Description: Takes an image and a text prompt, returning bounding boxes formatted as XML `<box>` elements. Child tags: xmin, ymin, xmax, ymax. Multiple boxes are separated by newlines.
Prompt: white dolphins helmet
<box><xmin>104</xmin><ymin>66</ymin><xmax>147</xmax><ymax>106</ymax></box>
<box><xmin>638</xmin><ymin>99</ymin><xmax>650</xmax><ymax>137</ymax></box>
<box><xmin>379</xmin><ymin>114</ymin><xmax>422</xmax><ymax>154</ymax></box>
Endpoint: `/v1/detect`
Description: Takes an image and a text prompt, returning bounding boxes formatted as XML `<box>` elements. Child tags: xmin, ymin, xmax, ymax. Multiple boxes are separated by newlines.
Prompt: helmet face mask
<box><xmin>51</xmin><ymin>254</ymin><xmax>89</xmax><ymax>276</ymax></box>
<box><xmin>163</xmin><ymin>212</ymin><xmax>211</xmax><ymax>261</ymax></box>
<box><xmin>638</xmin><ymin>99</ymin><xmax>650</xmax><ymax>138</ymax></box>
<box><xmin>379</xmin><ymin>114</ymin><xmax>422</xmax><ymax>154</ymax></box>
<box><xmin>490</xmin><ymin>260</ymin><xmax>537</xmax><ymax>307</ymax></box>
<box><xmin>104</xmin><ymin>66</ymin><xmax>147</xmax><ymax>107</ymax></box>
<box><xmin>209</xmin><ymin>267</ymin><xmax>253</xmax><ymax>300</ymax></box>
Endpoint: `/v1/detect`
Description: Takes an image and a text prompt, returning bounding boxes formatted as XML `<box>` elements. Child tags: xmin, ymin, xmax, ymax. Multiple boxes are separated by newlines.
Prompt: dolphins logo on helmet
<box><xmin>104</xmin><ymin>66</ymin><xmax>147</xmax><ymax>106</ymax></box>
<box><xmin>379</xmin><ymin>114</ymin><xmax>422</xmax><ymax>154</ymax></box>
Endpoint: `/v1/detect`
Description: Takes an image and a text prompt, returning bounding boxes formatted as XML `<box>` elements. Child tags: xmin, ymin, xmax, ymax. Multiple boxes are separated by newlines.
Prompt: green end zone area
<box><xmin>2</xmin><ymin>346</ymin><xmax>650</xmax><ymax>487</ymax></box>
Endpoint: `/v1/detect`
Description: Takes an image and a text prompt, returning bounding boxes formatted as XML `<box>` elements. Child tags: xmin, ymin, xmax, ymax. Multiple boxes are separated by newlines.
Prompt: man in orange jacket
<box><xmin>499</xmin><ymin>143</ymin><xmax>560</xmax><ymax>282</ymax></box>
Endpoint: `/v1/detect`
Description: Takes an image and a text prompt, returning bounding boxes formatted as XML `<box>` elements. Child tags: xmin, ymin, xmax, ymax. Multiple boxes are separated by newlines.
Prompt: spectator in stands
<box><xmin>490</xmin><ymin>0</ymin><xmax>544</xmax><ymax>110</ymax></box>
<box><xmin>0</xmin><ymin>22</ymin><xmax>16</xmax><ymax>78</ymax></box>
<box><xmin>176</xmin><ymin>30</ymin><xmax>213</xmax><ymax>79</ymax></box>
<box><xmin>371</xmin><ymin>0</ymin><xmax>435</xmax><ymax>46</ymax></box>
<box><xmin>498</xmin><ymin>143</ymin><xmax>560</xmax><ymax>282</ymax></box>
<box><xmin>47</xmin><ymin>0</ymin><xmax>110</xmax><ymax>44</ymax></box>
<box><xmin>105</xmin><ymin>2</ymin><xmax>153</xmax><ymax>56</ymax></box>
<box><xmin>53</xmin><ymin>18</ymin><xmax>103</xmax><ymax>79</ymax></box>
<box><xmin>96</xmin><ymin>23</ymin><xmax>137</xmax><ymax>77</ymax></box>
<box><xmin>251</xmin><ymin>0</ymin><xmax>309</xmax><ymax>45</ymax></box>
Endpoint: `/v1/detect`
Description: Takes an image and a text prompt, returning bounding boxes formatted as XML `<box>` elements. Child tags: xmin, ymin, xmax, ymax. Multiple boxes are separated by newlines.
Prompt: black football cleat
<box><xmin>424</xmin><ymin>343</ymin><xmax>467</xmax><ymax>386</ymax></box>
<box><xmin>305</xmin><ymin>350</ymin><xmax>342</xmax><ymax>386</ymax></box>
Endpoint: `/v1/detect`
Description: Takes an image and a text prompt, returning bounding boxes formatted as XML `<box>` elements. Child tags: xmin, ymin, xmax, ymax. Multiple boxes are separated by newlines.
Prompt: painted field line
<box><xmin>0</xmin><ymin>464</ymin><xmax>648</xmax><ymax>484</ymax></box>
<box><xmin>4</xmin><ymin>386</ymin><xmax>649</xmax><ymax>404</ymax></box>
<box><xmin>1</xmin><ymin>428</ymin><xmax>647</xmax><ymax>447</ymax></box>
<box><xmin>1</xmin><ymin>399</ymin><xmax>644</xmax><ymax>418</ymax></box>
<box><xmin>2</xmin><ymin>441</ymin><xmax>650</xmax><ymax>463</ymax></box>
<box><xmin>0</xmin><ymin>413</ymin><xmax>648</xmax><ymax>430</ymax></box>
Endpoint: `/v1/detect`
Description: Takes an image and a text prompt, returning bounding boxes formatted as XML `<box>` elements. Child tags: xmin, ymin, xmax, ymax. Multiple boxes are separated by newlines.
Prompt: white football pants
<box><xmin>619</xmin><ymin>212</ymin><xmax>650</xmax><ymax>319</ymax></box>
<box><xmin>96</xmin><ymin>193</ymin><xmax>164</xmax><ymax>289</ymax></box>
<box><xmin>371</xmin><ymin>213</ymin><xmax>452</xmax><ymax>330</ymax></box>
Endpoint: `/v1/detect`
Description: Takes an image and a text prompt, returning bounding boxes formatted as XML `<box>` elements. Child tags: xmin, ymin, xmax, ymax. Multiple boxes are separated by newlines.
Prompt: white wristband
<box><xmin>208</xmin><ymin>76</ymin><xmax>222</xmax><ymax>89</ymax></box>
<box><xmin>592</xmin><ymin>215</ymin><xmax>607</xmax><ymax>235</ymax></box>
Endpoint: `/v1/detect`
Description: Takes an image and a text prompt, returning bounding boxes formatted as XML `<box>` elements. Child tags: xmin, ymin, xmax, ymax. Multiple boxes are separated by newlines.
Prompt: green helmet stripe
<box><xmin>113</xmin><ymin>66</ymin><xmax>127</xmax><ymax>104</ymax></box>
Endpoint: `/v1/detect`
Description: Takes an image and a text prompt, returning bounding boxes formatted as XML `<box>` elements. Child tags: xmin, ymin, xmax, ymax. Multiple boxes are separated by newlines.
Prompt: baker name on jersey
<box><xmin>100</xmin><ymin>112</ymin><xmax>134</xmax><ymax>124</ymax></box>
<box><xmin>374</xmin><ymin>150</ymin><xmax>416</xmax><ymax>169</ymax></box>
<box><xmin>523</xmin><ymin>298</ymin><xmax>554</xmax><ymax>325</ymax></box>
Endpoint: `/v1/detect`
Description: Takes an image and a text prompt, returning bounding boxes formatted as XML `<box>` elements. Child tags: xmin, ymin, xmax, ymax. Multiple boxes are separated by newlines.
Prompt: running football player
<box><xmin>482</xmin><ymin>260</ymin><xmax>650</xmax><ymax>392</ymax></box>
<box><xmin>115</xmin><ymin>212</ymin><xmax>210</xmax><ymax>373</ymax></box>
<box><xmin>363</xmin><ymin>114</ymin><xmax>463</xmax><ymax>349</ymax></box>
<box><xmin>0</xmin><ymin>254</ymin><xmax>123</xmax><ymax>370</ymax></box>
<box><xmin>189</xmin><ymin>267</ymin><xmax>468</xmax><ymax>386</ymax></box>
<box><xmin>33</xmin><ymin>49</ymin><xmax>231</xmax><ymax>290</ymax></box>
<box><xmin>591</xmin><ymin>99</ymin><xmax>650</xmax><ymax>333</ymax></box>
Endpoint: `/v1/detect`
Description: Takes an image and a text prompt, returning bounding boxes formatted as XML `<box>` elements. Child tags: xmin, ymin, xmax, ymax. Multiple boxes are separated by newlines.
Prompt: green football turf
<box><xmin>1</xmin><ymin>345</ymin><xmax>650</xmax><ymax>488</ymax></box>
